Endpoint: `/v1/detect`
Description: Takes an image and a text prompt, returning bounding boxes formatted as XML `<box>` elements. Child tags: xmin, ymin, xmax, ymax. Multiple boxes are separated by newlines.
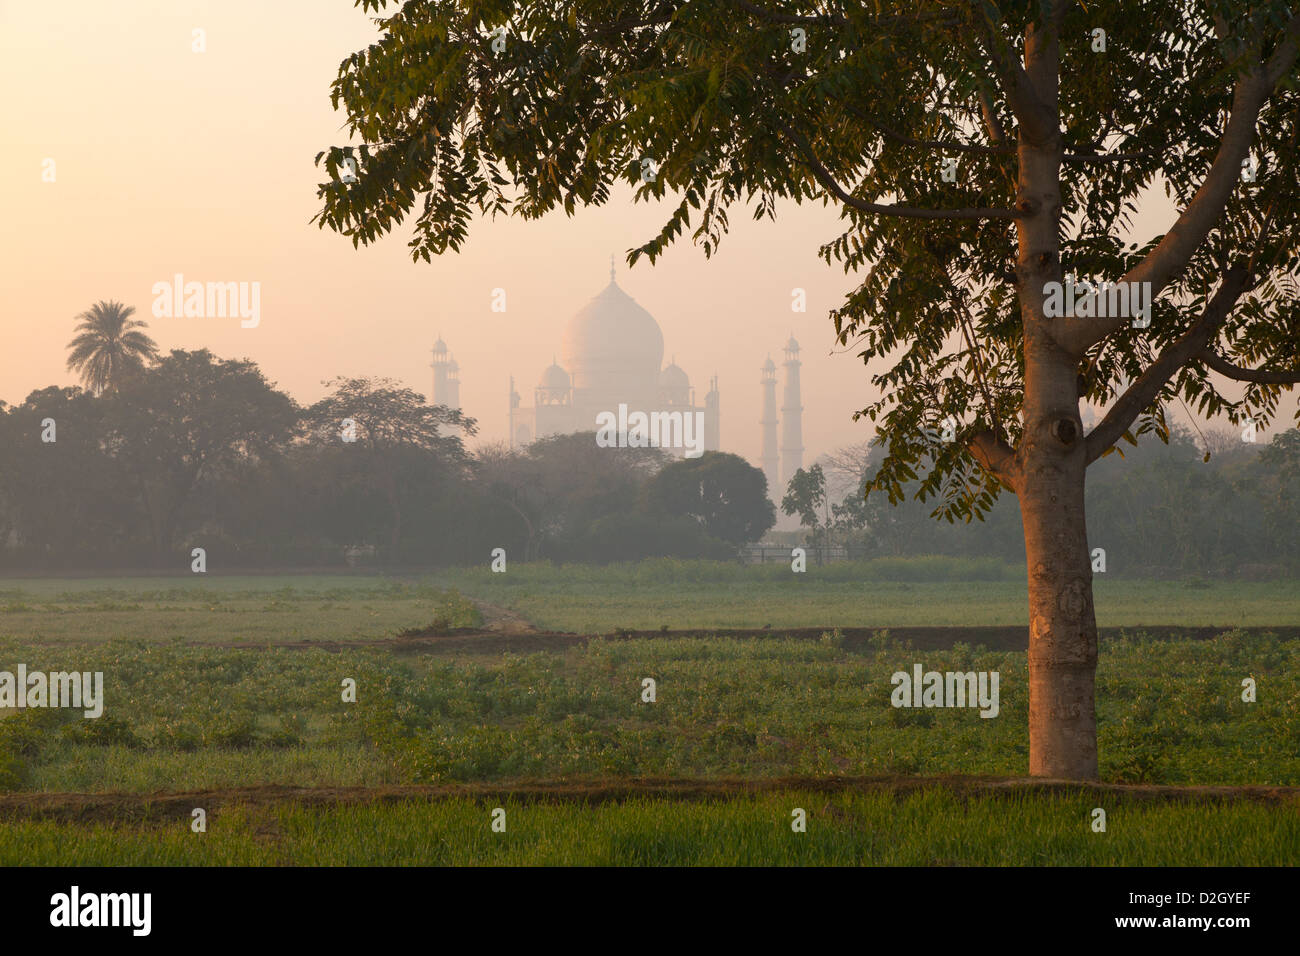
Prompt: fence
<box><xmin>742</xmin><ymin>545</ymin><xmax>871</xmax><ymax>565</ymax></box>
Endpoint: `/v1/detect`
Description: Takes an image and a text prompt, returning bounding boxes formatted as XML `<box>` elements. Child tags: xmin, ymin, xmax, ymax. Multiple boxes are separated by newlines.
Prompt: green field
<box><xmin>1</xmin><ymin>563</ymin><xmax>1297</xmax><ymax>865</ymax></box>
<box><xmin>431</xmin><ymin>560</ymin><xmax>1300</xmax><ymax>631</ymax></box>
<box><xmin>1</xmin><ymin>609</ymin><xmax>1295</xmax><ymax>792</ymax></box>
<box><xmin>2</xmin><ymin>561</ymin><xmax>1299</xmax><ymax>643</ymax></box>
<box><xmin>2</xmin><ymin>789</ymin><xmax>1293</xmax><ymax>866</ymax></box>
<box><xmin>0</xmin><ymin>578</ymin><xmax>480</xmax><ymax>645</ymax></box>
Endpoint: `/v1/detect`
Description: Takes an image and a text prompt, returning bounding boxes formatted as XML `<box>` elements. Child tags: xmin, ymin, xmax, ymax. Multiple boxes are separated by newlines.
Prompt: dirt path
<box><xmin>474</xmin><ymin>600</ymin><xmax>540</xmax><ymax>635</ymax></box>
<box><xmin>1</xmin><ymin>776</ymin><xmax>1294</xmax><ymax>825</ymax></box>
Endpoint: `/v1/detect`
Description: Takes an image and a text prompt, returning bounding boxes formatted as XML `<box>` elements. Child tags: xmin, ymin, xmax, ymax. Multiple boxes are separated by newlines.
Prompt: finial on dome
<box><xmin>610</xmin><ymin>253</ymin><xmax>616</xmax><ymax>283</ymax></box>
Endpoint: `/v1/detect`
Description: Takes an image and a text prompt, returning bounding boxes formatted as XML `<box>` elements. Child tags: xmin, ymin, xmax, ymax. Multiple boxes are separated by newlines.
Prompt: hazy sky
<box><xmin>3</xmin><ymin>0</ymin><xmax>1293</xmax><ymax>469</ymax></box>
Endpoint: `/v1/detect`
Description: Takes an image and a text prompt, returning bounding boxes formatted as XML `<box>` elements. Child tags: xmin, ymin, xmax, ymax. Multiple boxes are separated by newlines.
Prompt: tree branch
<box><xmin>969</xmin><ymin>429</ymin><xmax>1020</xmax><ymax>491</ymax></box>
<box><xmin>965</xmin><ymin>1</ymin><xmax>1058</xmax><ymax>145</ymax></box>
<box><xmin>1266</xmin><ymin>14</ymin><xmax>1300</xmax><ymax>84</ymax></box>
<box><xmin>781</xmin><ymin>125</ymin><xmax>1021</xmax><ymax>221</ymax></box>
<box><xmin>1058</xmin><ymin>17</ymin><xmax>1300</xmax><ymax>355</ymax></box>
<box><xmin>975</xmin><ymin>79</ymin><xmax>1007</xmax><ymax>144</ymax></box>
<box><xmin>1199</xmin><ymin>348</ymin><xmax>1300</xmax><ymax>384</ymax></box>
<box><xmin>1084</xmin><ymin>264</ymin><xmax>1255</xmax><ymax>464</ymax></box>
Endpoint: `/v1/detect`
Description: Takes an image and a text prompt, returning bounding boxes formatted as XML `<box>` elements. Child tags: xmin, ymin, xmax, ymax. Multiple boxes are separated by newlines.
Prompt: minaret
<box><xmin>431</xmin><ymin>335</ymin><xmax>452</xmax><ymax>405</ymax></box>
<box><xmin>704</xmin><ymin>374</ymin><xmax>721</xmax><ymax>452</ymax></box>
<box><xmin>781</xmin><ymin>335</ymin><xmax>804</xmax><ymax>487</ymax></box>
<box><xmin>760</xmin><ymin>356</ymin><xmax>780</xmax><ymax>497</ymax></box>
<box><xmin>446</xmin><ymin>358</ymin><xmax>461</xmax><ymax>411</ymax></box>
<box><xmin>508</xmin><ymin>375</ymin><xmax>519</xmax><ymax>448</ymax></box>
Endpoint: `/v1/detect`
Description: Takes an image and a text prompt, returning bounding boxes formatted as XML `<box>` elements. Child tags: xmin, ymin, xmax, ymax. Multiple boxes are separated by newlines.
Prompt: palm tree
<box><xmin>65</xmin><ymin>301</ymin><xmax>158</xmax><ymax>395</ymax></box>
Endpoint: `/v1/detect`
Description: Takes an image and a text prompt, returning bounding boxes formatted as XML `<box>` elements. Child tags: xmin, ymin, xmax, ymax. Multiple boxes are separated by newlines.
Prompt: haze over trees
<box><xmin>813</xmin><ymin>428</ymin><xmax>1299</xmax><ymax>576</ymax></box>
<box><xmin>313</xmin><ymin>1</ymin><xmax>1300</xmax><ymax>779</ymax></box>
<box><xmin>1</xmin><ymin>331</ymin><xmax>777</xmax><ymax>566</ymax></box>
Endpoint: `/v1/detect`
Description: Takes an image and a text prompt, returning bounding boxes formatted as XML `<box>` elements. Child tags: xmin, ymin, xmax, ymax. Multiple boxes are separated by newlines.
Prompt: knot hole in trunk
<box><xmin>1052</xmin><ymin>418</ymin><xmax>1078</xmax><ymax>446</ymax></box>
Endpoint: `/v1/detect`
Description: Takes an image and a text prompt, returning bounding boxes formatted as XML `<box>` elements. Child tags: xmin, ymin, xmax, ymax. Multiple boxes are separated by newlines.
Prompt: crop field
<box><xmin>1</xmin><ymin>563</ymin><xmax>1297</xmax><ymax>865</ymax></box>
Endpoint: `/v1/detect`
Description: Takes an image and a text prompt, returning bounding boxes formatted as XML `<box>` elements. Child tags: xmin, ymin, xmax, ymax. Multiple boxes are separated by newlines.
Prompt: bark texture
<box><xmin>1019</xmin><ymin>340</ymin><xmax>1099</xmax><ymax>779</ymax></box>
<box><xmin>1014</xmin><ymin>9</ymin><xmax>1099</xmax><ymax>779</ymax></box>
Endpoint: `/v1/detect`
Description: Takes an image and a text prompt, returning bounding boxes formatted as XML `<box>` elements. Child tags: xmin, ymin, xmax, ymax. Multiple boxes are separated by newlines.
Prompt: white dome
<box><xmin>561</xmin><ymin>277</ymin><xmax>664</xmax><ymax>394</ymax></box>
<box><xmin>659</xmin><ymin>362</ymin><xmax>689</xmax><ymax>390</ymax></box>
<box><xmin>538</xmin><ymin>361</ymin><xmax>570</xmax><ymax>391</ymax></box>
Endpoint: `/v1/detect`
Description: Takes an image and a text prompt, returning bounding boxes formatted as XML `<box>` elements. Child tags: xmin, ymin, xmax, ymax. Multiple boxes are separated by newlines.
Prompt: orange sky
<box><xmin>3</xmin><ymin>0</ymin><xmax>1293</xmax><ymax>469</ymax></box>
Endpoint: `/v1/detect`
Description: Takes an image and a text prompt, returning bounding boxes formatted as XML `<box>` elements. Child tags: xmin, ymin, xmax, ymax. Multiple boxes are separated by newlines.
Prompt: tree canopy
<box><xmin>643</xmin><ymin>450</ymin><xmax>776</xmax><ymax>543</ymax></box>
<box><xmin>65</xmin><ymin>300</ymin><xmax>158</xmax><ymax>396</ymax></box>
<box><xmin>315</xmin><ymin>0</ymin><xmax>1300</xmax><ymax>520</ymax></box>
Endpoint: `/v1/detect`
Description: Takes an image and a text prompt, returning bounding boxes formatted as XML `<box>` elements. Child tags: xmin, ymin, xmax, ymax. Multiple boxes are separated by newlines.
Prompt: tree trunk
<box><xmin>1012</xmin><ymin>18</ymin><xmax>1098</xmax><ymax>780</ymax></box>
<box><xmin>1020</xmin><ymin>339</ymin><xmax>1099</xmax><ymax>780</ymax></box>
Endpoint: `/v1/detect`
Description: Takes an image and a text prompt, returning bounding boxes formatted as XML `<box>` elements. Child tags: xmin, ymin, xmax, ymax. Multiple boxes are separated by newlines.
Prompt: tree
<box><xmin>304</xmin><ymin>377</ymin><xmax>475</xmax><ymax>558</ymax></box>
<box><xmin>313</xmin><ymin>2</ymin><xmax>1300</xmax><ymax>780</ymax></box>
<box><xmin>819</xmin><ymin>438</ymin><xmax>875</xmax><ymax>502</ymax></box>
<box><xmin>476</xmin><ymin>432</ymin><xmax>667</xmax><ymax>560</ymax></box>
<box><xmin>642</xmin><ymin>451</ymin><xmax>775</xmax><ymax>544</ymax></box>
<box><xmin>65</xmin><ymin>301</ymin><xmax>158</xmax><ymax>395</ymax></box>
<box><xmin>0</xmin><ymin>387</ymin><xmax>133</xmax><ymax>563</ymax></box>
<box><xmin>473</xmin><ymin>441</ymin><xmax>549</xmax><ymax>561</ymax></box>
<box><xmin>780</xmin><ymin>464</ymin><xmax>828</xmax><ymax>545</ymax></box>
<box><xmin>1255</xmin><ymin>428</ymin><xmax>1300</xmax><ymax>564</ymax></box>
<box><xmin>105</xmin><ymin>350</ymin><xmax>299</xmax><ymax>558</ymax></box>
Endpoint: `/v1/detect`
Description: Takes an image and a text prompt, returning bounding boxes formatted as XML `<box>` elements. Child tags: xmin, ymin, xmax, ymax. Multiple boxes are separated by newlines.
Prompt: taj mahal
<box><xmin>430</xmin><ymin>260</ymin><xmax>806</xmax><ymax>495</ymax></box>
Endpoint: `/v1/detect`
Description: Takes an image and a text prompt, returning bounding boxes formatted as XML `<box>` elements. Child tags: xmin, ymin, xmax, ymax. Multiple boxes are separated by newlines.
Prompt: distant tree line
<box><xmin>6</xmin><ymin>302</ymin><xmax>1293</xmax><ymax>575</ymax></box>
<box><xmin>788</xmin><ymin>426</ymin><xmax>1300</xmax><ymax>577</ymax></box>
<box><xmin>1</xmin><ymin>330</ymin><xmax>776</xmax><ymax>569</ymax></box>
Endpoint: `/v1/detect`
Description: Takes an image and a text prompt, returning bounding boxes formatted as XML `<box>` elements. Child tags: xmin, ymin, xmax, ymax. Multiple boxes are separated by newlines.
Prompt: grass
<box><xmin>0</xmin><ymin>789</ymin><xmax>1294</xmax><ymax>865</ymax></box>
<box><xmin>1</xmin><ymin>629</ymin><xmax>1295</xmax><ymax>792</ymax></box>
<box><xmin>2</xmin><ymin>565</ymin><xmax>1297</xmax><ymax>641</ymax></box>
<box><xmin>0</xmin><ymin>578</ymin><xmax>480</xmax><ymax>644</ymax></box>
<box><xmin>428</xmin><ymin>560</ymin><xmax>1300</xmax><ymax>631</ymax></box>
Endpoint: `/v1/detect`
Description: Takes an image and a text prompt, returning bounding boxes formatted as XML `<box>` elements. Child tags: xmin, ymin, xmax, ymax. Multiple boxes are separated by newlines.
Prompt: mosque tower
<box><xmin>760</xmin><ymin>357</ymin><xmax>780</xmax><ymax>496</ymax></box>
<box><xmin>508</xmin><ymin>375</ymin><xmax>521</xmax><ymax>447</ymax></box>
<box><xmin>780</xmin><ymin>335</ymin><xmax>804</xmax><ymax>487</ymax></box>
<box><xmin>431</xmin><ymin>335</ymin><xmax>460</xmax><ymax>409</ymax></box>
<box><xmin>704</xmin><ymin>374</ymin><xmax>721</xmax><ymax>452</ymax></box>
<box><xmin>446</xmin><ymin>358</ymin><xmax>461</xmax><ymax>411</ymax></box>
